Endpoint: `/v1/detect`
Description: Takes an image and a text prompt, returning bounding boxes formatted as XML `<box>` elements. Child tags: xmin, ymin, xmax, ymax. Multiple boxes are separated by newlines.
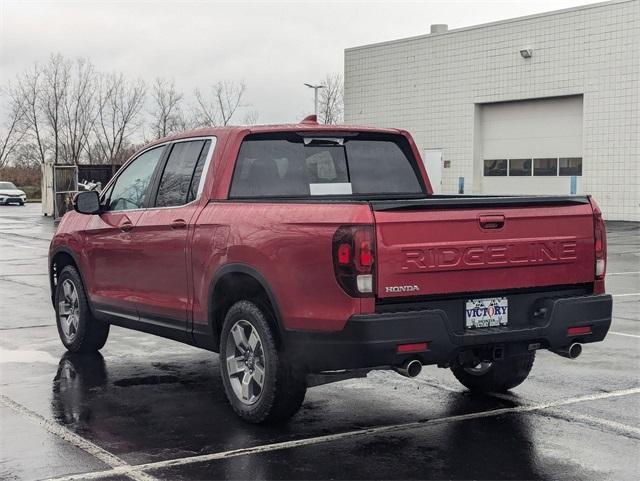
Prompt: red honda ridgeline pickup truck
<box><xmin>49</xmin><ymin>117</ymin><xmax>612</xmax><ymax>423</ymax></box>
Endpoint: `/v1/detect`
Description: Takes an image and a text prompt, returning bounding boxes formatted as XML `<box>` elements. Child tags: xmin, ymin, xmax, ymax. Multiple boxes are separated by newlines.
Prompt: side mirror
<box><xmin>74</xmin><ymin>191</ymin><xmax>101</xmax><ymax>215</ymax></box>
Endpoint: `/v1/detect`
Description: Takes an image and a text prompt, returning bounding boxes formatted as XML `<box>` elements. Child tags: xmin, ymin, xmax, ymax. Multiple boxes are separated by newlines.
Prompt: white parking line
<box><xmin>44</xmin><ymin>387</ymin><xmax>640</xmax><ymax>481</ymax></box>
<box><xmin>607</xmin><ymin>271</ymin><xmax>640</xmax><ymax>276</ymax></box>
<box><xmin>0</xmin><ymin>394</ymin><xmax>158</xmax><ymax>481</ymax></box>
<box><xmin>609</xmin><ymin>331</ymin><xmax>640</xmax><ymax>339</ymax></box>
<box><xmin>611</xmin><ymin>293</ymin><xmax>640</xmax><ymax>297</ymax></box>
<box><xmin>545</xmin><ymin>408</ymin><xmax>640</xmax><ymax>437</ymax></box>
<box><xmin>415</xmin><ymin>377</ymin><xmax>640</xmax><ymax>434</ymax></box>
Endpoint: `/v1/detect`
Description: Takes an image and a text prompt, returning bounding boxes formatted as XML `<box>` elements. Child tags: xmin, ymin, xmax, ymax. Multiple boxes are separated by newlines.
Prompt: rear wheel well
<box><xmin>210</xmin><ymin>272</ymin><xmax>280</xmax><ymax>350</ymax></box>
<box><xmin>50</xmin><ymin>251</ymin><xmax>78</xmax><ymax>303</ymax></box>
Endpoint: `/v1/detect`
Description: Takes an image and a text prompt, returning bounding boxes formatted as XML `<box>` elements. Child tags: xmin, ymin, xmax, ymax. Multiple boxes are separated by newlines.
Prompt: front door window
<box><xmin>105</xmin><ymin>146</ymin><xmax>164</xmax><ymax>211</ymax></box>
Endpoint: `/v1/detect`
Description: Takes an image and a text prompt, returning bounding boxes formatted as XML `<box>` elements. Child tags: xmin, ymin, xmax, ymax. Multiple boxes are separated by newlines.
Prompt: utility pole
<box><xmin>304</xmin><ymin>83</ymin><xmax>326</xmax><ymax>118</ymax></box>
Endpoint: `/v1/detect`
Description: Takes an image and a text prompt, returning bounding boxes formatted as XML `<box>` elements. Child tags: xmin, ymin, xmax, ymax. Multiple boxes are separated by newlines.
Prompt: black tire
<box><xmin>55</xmin><ymin>265</ymin><xmax>109</xmax><ymax>353</ymax></box>
<box><xmin>19</xmin><ymin>201</ymin><xmax>24</xmax><ymax>206</ymax></box>
<box><xmin>220</xmin><ymin>300</ymin><xmax>306</xmax><ymax>424</ymax></box>
<box><xmin>451</xmin><ymin>352</ymin><xmax>535</xmax><ymax>393</ymax></box>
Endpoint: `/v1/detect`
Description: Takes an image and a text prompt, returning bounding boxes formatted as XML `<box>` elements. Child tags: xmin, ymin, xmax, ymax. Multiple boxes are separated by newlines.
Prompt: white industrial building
<box><xmin>344</xmin><ymin>0</ymin><xmax>639</xmax><ymax>221</ymax></box>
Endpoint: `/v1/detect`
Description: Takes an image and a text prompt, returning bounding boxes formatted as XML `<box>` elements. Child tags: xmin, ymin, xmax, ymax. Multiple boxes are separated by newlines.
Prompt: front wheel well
<box><xmin>50</xmin><ymin>251</ymin><xmax>78</xmax><ymax>304</ymax></box>
<box><xmin>210</xmin><ymin>272</ymin><xmax>281</xmax><ymax>350</ymax></box>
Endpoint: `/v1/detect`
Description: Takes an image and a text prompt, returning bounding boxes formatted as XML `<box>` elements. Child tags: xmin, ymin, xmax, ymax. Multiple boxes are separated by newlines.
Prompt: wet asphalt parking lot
<box><xmin>0</xmin><ymin>203</ymin><xmax>638</xmax><ymax>481</ymax></box>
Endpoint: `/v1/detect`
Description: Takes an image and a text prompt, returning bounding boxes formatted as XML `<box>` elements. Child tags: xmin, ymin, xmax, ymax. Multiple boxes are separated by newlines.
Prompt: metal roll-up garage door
<box><xmin>478</xmin><ymin>95</ymin><xmax>583</xmax><ymax>195</ymax></box>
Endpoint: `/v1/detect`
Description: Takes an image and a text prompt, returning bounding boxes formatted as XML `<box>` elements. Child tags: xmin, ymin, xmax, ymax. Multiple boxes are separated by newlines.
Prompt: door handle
<box><xmin>171</xmin><ymin>219</ymin><xmax>187</xmax><ymax>229</ymax></box>
<box><xmin>479</xmin><ymin>215</ymin><xmax>505</xmax><ymax>230</ymax></box>
<box><xmin>119</xmin><ymin>221</ymin><xmax>134</xmax><ymax>232</ymax></box>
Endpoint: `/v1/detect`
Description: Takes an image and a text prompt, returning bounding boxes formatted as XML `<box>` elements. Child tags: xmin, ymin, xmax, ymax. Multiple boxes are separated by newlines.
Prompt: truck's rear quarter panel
<box><xmin>374</xmin><ymin>203</ymin><xmax>596</xmax><ymax>298</ymax></box>
<box><xmin>191</xmin><ymin>202</ymin><xmax>374</xmax><ymax>333</ymax></box>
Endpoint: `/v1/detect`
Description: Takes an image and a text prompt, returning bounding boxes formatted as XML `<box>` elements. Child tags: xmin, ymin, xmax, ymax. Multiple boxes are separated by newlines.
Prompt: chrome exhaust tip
<box><xmin>394</xmin><ymin>359</ymin><xmax>423</xmax><ymax>378</ymax></box>
<box><xmin>552</xmin><ymin>343</ymin><xmax>582</xmax><ymax>359</ymax></box>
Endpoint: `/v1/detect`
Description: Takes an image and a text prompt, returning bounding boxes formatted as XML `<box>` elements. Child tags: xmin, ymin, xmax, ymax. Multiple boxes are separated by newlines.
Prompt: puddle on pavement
<box><xmin>114</xmin><ymin>374</ymin><xmax>180</xmax><ymax>387</ymax></box>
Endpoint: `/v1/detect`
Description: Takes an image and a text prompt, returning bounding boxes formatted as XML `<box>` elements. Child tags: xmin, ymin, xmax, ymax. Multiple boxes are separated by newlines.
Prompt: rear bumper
<box><xmin>287</xmin><ymin>294</ymin><xmax>612</xmax><ymax>372</ymax></box>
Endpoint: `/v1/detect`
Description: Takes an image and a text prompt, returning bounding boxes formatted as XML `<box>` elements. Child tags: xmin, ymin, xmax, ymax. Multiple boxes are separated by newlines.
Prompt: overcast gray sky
<box><xmin>1</xmin><ymin>0</ymin><xmax>606</xmax><ymax>124</ymax></box>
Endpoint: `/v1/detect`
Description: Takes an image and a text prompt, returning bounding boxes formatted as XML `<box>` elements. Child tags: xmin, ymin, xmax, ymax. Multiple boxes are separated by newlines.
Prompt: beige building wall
<box><xmin>344</xmin><ymin>0</ymin><xmax>639</xmax><ymax>221</ymax></box>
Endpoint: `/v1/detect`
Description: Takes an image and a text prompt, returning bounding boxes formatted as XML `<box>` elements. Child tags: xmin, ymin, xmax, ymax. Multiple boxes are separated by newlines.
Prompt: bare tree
<box><xmin>41</xmin><ymin>54</ymin><xmax>71</xmax><ymax>164</ymax></box>
<box><xmin>14</xmin><ymin>54</ymin><xmax>96</xmax><ymax>165</ymax></box>
<box><xmin>60</xmin><ymin>58</ymin><xmax>97</xmax><ymax>164</ymax></box>
<box><xmin>150</xmin><ymin>78</ymin><xmax>185</xmax><ymax>138</ymax></box>
<box><xmin>0</xmin><ymin>84</ymin><xmax>27</xmax><ymax>168</ymax></box>
<box><xmin>194</xmin><ymin>81</ymin><xmax>246</xmax><ymax>127</ymax></box>
<box><xmin>243</xmin><ymin>110</ymin><xmax>260</xmax><ymax>126</ymax></box>
<box><xmin>16</xmin><ymin>63</ymin><xmax>49</xmax><ymax>165</ymax></box>
<box><xmin>8</xmin><ymin>141</ymin><xmax>41</xmax><ymax>168</ymax></box>
<box><xmin>318</xmin><ymin>73</ymin><xmax>343</xmax><ymax>125</ymax></box>
<box><xmin>5</xmin><ymin>54</ymin><xmax>254</xmax><ymax>167</ymax></box>
<box><xmin>111</xmin><ymin>143</ymin><xmax>140</xmax><ymax>166</ymax></box>
<box><xmin>14</xmin><ymin>56</ymin><xmax>97</xmax><ymax>165</ymax></box>
<box><xmin>94</xmin><ymin>73</ymin><xmax>146</xmax><ymax>164</ymax></box>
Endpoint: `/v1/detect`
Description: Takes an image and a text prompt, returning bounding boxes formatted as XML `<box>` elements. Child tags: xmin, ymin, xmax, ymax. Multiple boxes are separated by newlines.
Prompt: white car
<box><xmin>0</xmin><ymin>181</ymin><xmax>27</xmax><ymax>206</ymax></box>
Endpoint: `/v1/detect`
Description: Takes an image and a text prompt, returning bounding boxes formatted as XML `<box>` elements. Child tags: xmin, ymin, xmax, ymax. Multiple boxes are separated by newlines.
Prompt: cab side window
<box><xmin>155</xmin><ymin>140</ymin><xmax>211</xmax><ymax>207</ymax></box>
<box><xmin>105</xmin><ymin>146</ymin><xmax>164</xmax><ymax>211</ymax></box>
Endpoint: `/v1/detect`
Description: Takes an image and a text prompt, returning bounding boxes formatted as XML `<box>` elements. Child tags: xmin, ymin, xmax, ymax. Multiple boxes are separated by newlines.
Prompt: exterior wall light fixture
<box><xmin>520</xmin><ymin>48</ymin><xmax>533</xmax><ymax>59</ymax></box>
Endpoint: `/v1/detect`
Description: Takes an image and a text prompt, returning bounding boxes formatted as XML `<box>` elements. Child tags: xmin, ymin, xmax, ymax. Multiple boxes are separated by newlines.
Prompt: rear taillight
<box><xmin>333</xmin><ymin>225</ymin><xmax>376</xmax><ymax>297</ymax></box>
<box><xmin>590</xmin><ymin>197</ymin><xmax>607</xmax><ymax>294</ymax></box>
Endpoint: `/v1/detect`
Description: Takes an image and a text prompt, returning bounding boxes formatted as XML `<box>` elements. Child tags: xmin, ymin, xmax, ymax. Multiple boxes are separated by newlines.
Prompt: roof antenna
<box><xmin>300</xmin><ymin>115</ymin><xmax>318</xmax><ymax>124</ymax></box>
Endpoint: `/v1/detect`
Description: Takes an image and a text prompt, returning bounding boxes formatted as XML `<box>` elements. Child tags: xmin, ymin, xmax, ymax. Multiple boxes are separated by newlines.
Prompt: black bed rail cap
<box><xmin>371</xmin><ymin>195</ymin><xmax>591</xmax><ymax>211</ymax></box>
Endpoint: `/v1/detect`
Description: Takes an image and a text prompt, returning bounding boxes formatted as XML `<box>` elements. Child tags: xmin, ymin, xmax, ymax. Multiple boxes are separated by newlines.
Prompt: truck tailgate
<box><xmin>372</xmin><ymin>198</ymin><xmax>595</xmax><ymax>298</ymax></box>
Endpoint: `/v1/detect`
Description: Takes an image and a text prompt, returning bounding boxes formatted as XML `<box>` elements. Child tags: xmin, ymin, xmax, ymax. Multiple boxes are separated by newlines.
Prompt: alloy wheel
<box><xmin>225</xmin><ymin>319</ymin><xmax>266</xmax><ymax>405</ymax></box>
<box><xmin>58</xmin><ymin>279</ymin><xmax>80</xmax><ymax>342</ymax></box>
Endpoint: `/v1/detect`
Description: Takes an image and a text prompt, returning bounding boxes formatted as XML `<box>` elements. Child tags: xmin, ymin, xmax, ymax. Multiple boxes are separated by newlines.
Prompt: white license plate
<box><xmin>465</xmin><ymin>297</ymin><xmax>508</xmax><ymax>329</ymax></box>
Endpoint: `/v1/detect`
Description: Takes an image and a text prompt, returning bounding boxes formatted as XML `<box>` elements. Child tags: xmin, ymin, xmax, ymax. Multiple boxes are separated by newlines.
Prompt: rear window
<box><xmin>229</xmin><ymin>133</ymin><xmax>423</xmax><ymax>198</ymax></box>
